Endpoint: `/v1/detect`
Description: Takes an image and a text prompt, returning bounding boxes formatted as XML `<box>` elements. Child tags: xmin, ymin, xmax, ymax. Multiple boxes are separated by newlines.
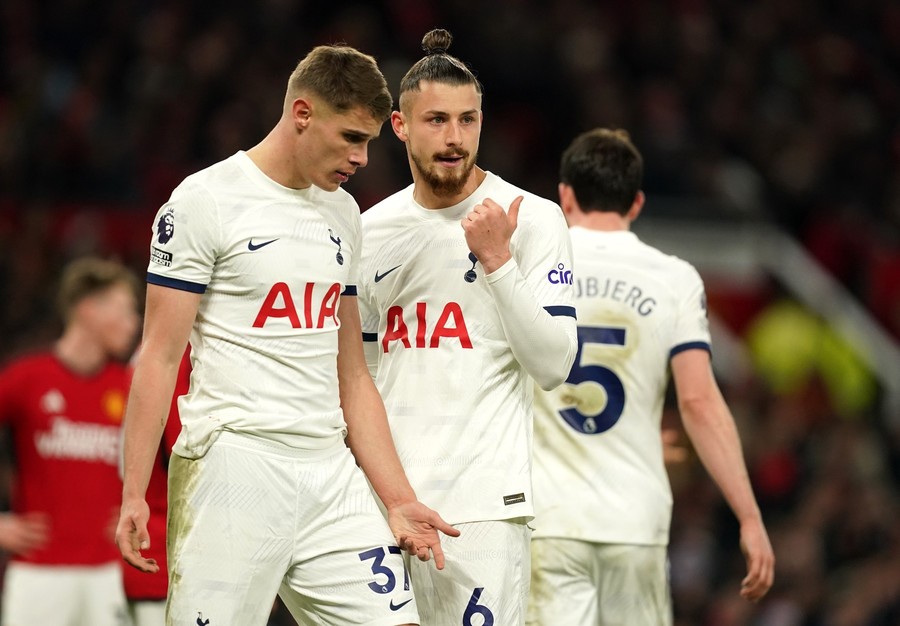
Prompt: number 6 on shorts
<box><xmin>463</xmin><ymin>587</ymin><xmax>494</xmax><ymax>626</ymax></box>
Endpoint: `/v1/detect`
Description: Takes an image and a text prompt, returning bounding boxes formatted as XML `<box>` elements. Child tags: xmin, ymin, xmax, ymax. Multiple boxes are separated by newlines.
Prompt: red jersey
<box><xmin>122</xmin><ymin>347</ymin><xmax>189</xmax><ymax>601</ymax></box>
<box><xmin>0</xmin><ymin>352</ymin><xmax>130</xmax><ymax>565</ymax></box>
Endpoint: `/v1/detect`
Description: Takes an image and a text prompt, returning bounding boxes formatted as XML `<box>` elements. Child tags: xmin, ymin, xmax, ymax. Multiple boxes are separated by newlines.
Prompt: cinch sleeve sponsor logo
<box><xmin>548</xmin><ymin>263</ymin><xmax>573</xmax><ymax>285</ymax></box>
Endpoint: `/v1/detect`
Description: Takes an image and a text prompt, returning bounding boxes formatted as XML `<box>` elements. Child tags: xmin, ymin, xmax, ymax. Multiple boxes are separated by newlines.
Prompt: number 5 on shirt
<box><xmin>558</xmin><ymin>326</ymin><xmax>627</xmax><ymax>435</ymax></box>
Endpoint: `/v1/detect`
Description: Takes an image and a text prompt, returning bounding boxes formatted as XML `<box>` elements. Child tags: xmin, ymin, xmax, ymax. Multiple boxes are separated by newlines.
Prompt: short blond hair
<box><xmin>57</xmin><ymin>257</ymin><xmax>139</xmax><ymax>323</ymax></box>
<box><xmin>287</xmin><ymin>45</ymin><xmax>392</xmax><ymax>122</ymax></box>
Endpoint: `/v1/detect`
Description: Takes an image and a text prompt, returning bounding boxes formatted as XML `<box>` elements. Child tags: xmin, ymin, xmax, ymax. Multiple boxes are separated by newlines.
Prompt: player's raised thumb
<box><xmin>508</xmin><ymin>196</ymin><xmax>523</xmax><ymax>229</ymax></box>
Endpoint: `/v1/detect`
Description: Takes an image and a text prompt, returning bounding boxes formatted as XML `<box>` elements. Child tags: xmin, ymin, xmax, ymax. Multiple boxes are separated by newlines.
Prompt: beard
<box><xmin>410</xmin><ymin>149</ymin><xmax>477</xmax><ymax>198</ymax></box>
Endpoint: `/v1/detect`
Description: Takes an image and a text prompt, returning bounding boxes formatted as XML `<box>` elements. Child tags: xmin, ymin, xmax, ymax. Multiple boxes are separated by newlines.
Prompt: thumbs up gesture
<box><xmin>461</xmin><ymin>195</ymin><xmax>522</xmax><ymax>274</ymax></box>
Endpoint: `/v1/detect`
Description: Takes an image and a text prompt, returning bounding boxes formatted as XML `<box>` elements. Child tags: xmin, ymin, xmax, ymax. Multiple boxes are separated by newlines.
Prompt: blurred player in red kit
<box><xmin>0</xmin><ymin>257</ymin><xmax>140</xmax><ymax>626</ymax></box>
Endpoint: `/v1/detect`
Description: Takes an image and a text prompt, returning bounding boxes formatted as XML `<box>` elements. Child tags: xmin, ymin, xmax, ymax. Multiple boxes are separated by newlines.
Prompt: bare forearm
<box><xmin>342</xmin><ymin>375</ymin><xmax>416</xmax><ymax>509</ymax></box>
<box><xmin>680</xmin><ymin>391</ymin><xmax>762</xmax><ymax>524</ymax></box>
<box><xmin>337</xmin><ymin>295</ymin><xmax>416</xmax><ymax>509</ymax></box>
<box><xmin>121</xmin><ymin>354</ymin><xmax>180</xmax><ymax>500</ymax></box>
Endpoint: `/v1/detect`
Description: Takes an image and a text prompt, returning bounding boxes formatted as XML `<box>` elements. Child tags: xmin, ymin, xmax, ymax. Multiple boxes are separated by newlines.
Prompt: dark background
<box><xmin>2</xmin><ymin>1</ymin><xmax>899</xmax><ymax>624</ymax></box>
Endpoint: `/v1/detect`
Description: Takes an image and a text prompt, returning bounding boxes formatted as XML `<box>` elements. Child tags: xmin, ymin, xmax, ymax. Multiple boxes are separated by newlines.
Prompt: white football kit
<box><xmin>528</xmin><ymin>227</ymin><xmax>712</xmax><ymax>626</ymax></box>
<box><xmin>359</xmin><ymin>172</ymin><xmax>577</xmax><ymax>624</ymax></box>
<box><xmin>147</xmin><ymin>151</ymin><xmax>417</xmax><ymax>626</ymax></box>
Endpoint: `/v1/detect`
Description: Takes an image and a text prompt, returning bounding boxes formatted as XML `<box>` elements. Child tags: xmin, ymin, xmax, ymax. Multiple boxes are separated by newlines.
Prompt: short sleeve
<box><xmin>146</xmin><ymin>180</ymin><xmax>220</xmax><ymax>294</ymax></box>
<box><xmin>670</xmin><ymin>264</ymin><xmax>712</xmax><ymax>357</ymax></box>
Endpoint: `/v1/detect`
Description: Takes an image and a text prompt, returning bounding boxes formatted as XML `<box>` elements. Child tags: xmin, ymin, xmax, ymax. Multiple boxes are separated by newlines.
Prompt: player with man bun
<box><xmin>359</xmin><ymin>28</ymin><xmax>578</xmax><ymax>626</ymax></box>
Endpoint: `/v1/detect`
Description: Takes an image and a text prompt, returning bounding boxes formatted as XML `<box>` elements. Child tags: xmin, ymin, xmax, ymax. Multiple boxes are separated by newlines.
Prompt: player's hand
<box><xmin>738</xmin><ymin>518</ymin><xmax>775</xmax><ymax>602</ymax></box>
<box><xmin>115</xmin><ymin>497</ymin><xmax>159</xmax><ymax>573</ymax></box>
<box><xmin>387</xmin><ymin>500</ymin><xmax>460</xmax><ymax>570</ymax></box>
<box><xmin>461</xmin><ymin>196</ymin><xmax>521</xmax><ymax>274</ymax></box>
<box><xmin>0</xmin><ymin>512</ymin><xmax>50</xmax><ymax>555</ymax></box>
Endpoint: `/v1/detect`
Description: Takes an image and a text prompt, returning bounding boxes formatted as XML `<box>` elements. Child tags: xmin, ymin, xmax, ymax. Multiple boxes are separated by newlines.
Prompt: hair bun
<box><xmin>422</xmin><ymin>28</ymin><xmax>452</xmax><ymax>56</ymax></box>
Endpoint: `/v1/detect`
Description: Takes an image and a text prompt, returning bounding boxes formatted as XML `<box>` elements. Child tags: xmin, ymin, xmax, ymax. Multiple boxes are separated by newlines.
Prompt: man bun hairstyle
<box><xmin>560</xmin><ymin>128</ymin><xmax>643</xmax><ymax>216</ymax></box>
<box><xmin>398</xmin><ymin>29</ymin><xmax>483</xmax><ymax>110</ymax></box>
<box><xmin>422</xmin><ymin>28</ymin><xmax>452</xmax><ymax>56</ymax></box>
<box><xmin>287</xmin><ymin>45</ymin><xmax>392</xmax><ymax>122</ymax></box>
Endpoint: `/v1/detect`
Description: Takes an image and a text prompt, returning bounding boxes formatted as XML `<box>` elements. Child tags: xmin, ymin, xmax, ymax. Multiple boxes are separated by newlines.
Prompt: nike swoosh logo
<box><xmin>248</xmin><ymin>238</ymin><xmax>279</xmax><ymax>251</ymax></box>
<box><xmin>374</xmin><ymin>265</ymin><xmax>402</xmax><ymax>283</ymax></box>
<box><xmin>389</xmin><ymin>598</ymin><xmax>413</xmax><ymax>611</ymax></box>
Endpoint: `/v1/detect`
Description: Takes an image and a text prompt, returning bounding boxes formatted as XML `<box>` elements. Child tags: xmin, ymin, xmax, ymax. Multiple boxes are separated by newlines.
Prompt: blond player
<box><xmin>115</xmin><ymin>44</ymin><xmax>457</xmax><ymax>626</ymax></box>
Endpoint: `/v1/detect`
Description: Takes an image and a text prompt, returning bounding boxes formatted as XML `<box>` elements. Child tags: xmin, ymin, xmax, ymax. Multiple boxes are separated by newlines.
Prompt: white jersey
<box><xmin>532</xmin><ymin>227</ymin><xmax>711</xmax><ymax>545</ymax></box>
<box><xmin>147</xmin><ymin>151</ymin><xmax>360</xmax><ymax>458</ymax></box>
<box><xmin>358</xmin><ymin>172</ymin><xmax>575</xmax><ymax>524</ymax></box>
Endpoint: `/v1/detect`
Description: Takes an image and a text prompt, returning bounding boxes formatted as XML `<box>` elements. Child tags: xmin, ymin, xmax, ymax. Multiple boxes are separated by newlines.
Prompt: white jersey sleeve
<box><xmin>671</xmin><ymin>264</ymin><xmax>712</xmax><ymax>356</ymax></box>
<box><xmin>486</xmin><ymin>199</ymin><xmax>577</xmax><ymax>389</ymax></box>
<box><xmin>510</xmin><ymin>196</ymin><xmax>576</xmax><ymax>313</ymax></box>
<box><xmin>147</xmin><ymin>179</ymin><xmax>220</xmax><ymax>292</ymax></box>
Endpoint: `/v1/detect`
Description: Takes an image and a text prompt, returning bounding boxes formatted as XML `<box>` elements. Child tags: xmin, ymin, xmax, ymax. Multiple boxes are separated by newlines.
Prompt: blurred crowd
<box><xmin>1</xmin><ymin>0</ymin><xmax>899</xmax><ymax>623</ymax></box>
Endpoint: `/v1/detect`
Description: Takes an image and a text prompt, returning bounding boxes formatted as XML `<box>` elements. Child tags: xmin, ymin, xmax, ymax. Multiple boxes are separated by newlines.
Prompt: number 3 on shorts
<box><xmin>463</xmin><ymin>587</ymin><xmax>494</xmax><ymax>626</ymax></box>
<box><xmin>358</xmin><ymin>546</ymin><xmax>410</xmax><ymax>594</ymax></box>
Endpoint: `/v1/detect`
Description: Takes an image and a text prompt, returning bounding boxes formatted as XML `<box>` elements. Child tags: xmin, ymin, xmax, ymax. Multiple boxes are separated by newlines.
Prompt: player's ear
<box><xmin>292</xmin><ymin>97</ymin><xmax>313</xmax><ymax>131</ymax></box>
<box><xmin>558</xmin><ymin>183</ymin><xmax>576</xmax><ymax>216</ymax></box>
<box><xmin>391</xmin><ymin>111</ymin><xmax>408</xmax><ymax>142</ymax></box>
<box><xmin>627</xmin><ymin>191</ymin><xmax>645</xmax><ymax>221</ymax></box>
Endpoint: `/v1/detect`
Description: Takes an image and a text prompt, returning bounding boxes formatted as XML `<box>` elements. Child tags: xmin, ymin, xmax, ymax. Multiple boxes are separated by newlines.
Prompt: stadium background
<box><xmin>1</xmin><ymin>1</ymin><xmax>899</xmax><ymax>623</ymax></box>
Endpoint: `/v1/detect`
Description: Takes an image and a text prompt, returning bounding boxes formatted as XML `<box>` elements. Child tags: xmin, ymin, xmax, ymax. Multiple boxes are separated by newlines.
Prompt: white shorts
<box><xmin>408</xmin><ymin>518</ymin><xmax>531</xmax><ymax>626</ymax></box>
<box><xmin>128</xmin><ymin>600</ymin><xmax>165</xmax><ymax>626</ymax></box>
<box><xmin>1</xmin><ymin>561</ymin><xmax>127</xmax><ymax>626</ymax></box>
<box><xmin>167</xmin><ymin>431</ymin><xmax>418</xmax><ymax>626</ymax></box>
<box><xmin>527</xmin><ymin>539</ymin><xmax>672</xmax><ymax>626</ymax></box>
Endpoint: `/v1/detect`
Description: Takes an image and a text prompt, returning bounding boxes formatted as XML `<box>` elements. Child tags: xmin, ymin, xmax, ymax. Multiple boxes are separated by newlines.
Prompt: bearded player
<box><xmin>358</xmin><ymin>29</ymin><xmax>577</xmax><ymax>625</ymax></box>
